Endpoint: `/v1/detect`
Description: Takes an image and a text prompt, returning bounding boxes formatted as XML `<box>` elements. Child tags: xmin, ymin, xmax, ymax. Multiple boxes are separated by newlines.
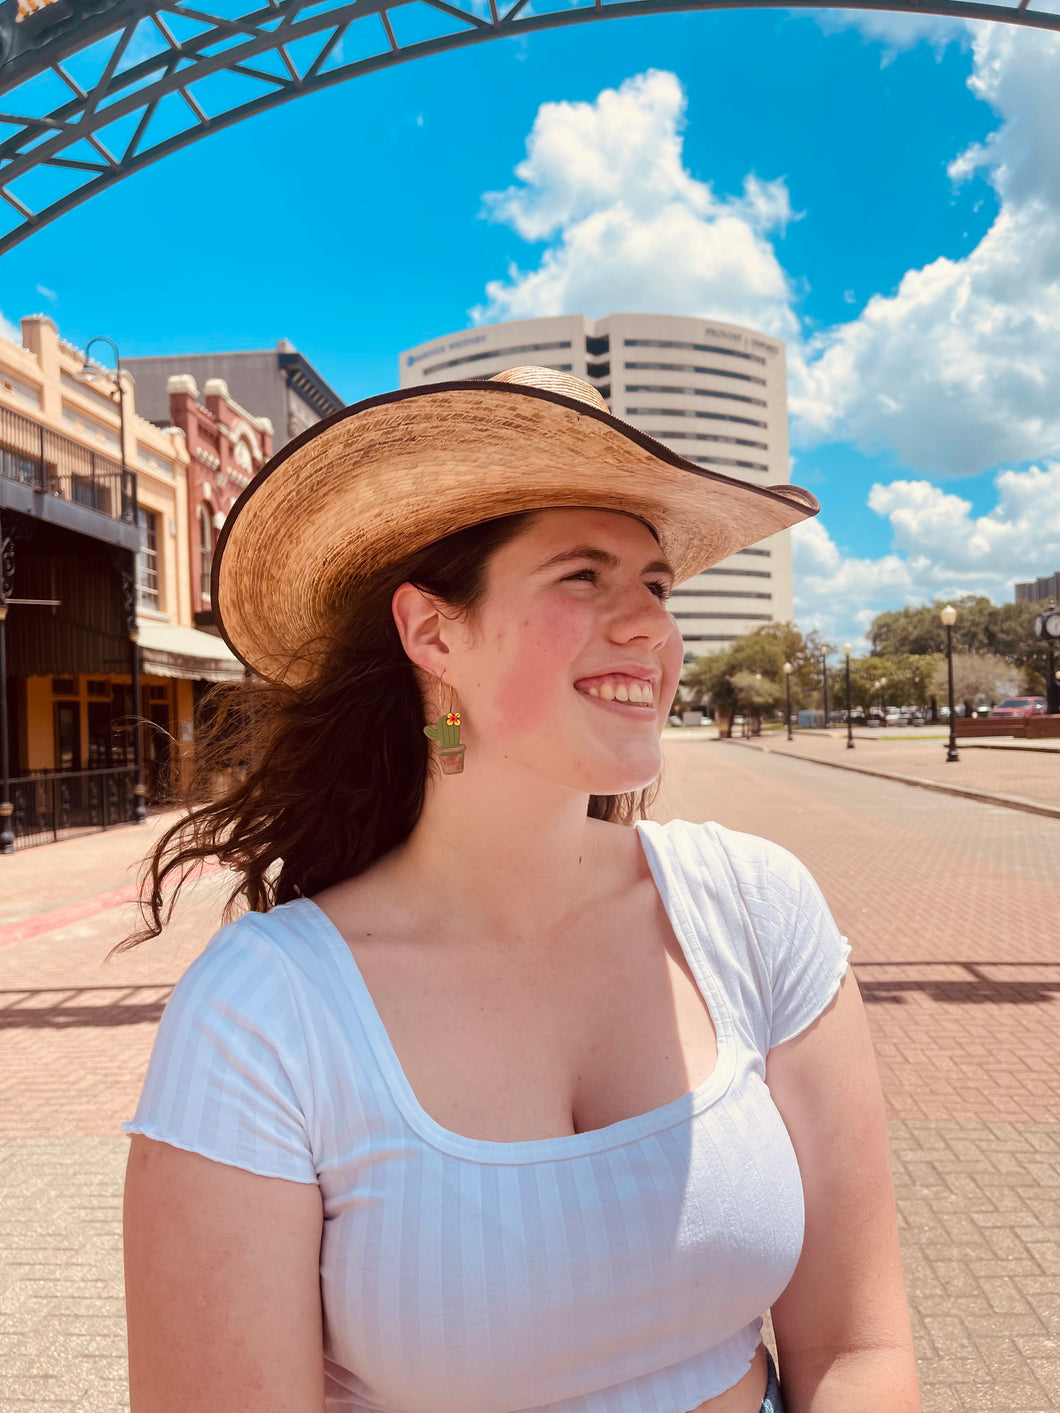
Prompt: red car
<box><xmin>988</xmin><ymin>697</ymin><xmax>1048</xmax><ymax>719</ymax></box>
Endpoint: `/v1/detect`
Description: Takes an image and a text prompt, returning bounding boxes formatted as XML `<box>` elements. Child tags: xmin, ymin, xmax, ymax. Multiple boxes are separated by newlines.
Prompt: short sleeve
<box><xmin>706</xmin><ymin>826</ymin><xmax>852</xmax><ymax>1053</ymax></box>
<box><xmin>756</xmin><ymin>841</ymin><xmax>852</xmax><ymax>1051</ymax></box>
<box><xmin>123</xmin><ymin>916</ymin><xmax>318</xmax><ymax>1184</ymax></box>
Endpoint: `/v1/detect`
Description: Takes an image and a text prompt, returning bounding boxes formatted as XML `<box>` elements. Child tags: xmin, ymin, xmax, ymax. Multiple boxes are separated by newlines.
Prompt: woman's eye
<box><xmin>563</xmin><ymin>569</ymin><xmax>671</xmax><ymax>600</ymax></box>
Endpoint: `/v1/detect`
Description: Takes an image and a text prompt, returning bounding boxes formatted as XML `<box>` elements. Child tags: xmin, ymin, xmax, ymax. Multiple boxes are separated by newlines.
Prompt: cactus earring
<box><xmin>423</xmin><ymin>695</ymin><xmax>466</xmax><ymax>775</ymax></box>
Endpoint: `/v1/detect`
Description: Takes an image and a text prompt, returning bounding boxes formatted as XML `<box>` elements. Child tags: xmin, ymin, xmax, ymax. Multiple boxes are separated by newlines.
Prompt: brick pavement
<box><xmin>0</xmin><ymin>745</ymin><xmax>1057</xmax><ymax>1411</ymax></box>
<box><xmin>729</xmin><ymin>729</ymin><xmax>1060</xmax><ymax>810</ymax></box>
<box><xmin>0</xmin><ymin>812</ymin><xmax>186</xmax><ymax>929</ymax></box>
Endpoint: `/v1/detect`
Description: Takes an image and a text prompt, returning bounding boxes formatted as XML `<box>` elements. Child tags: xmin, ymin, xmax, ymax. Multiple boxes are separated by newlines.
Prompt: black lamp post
<box><xmin>83</xmin><ymin>337</ymin><xmax>146</xmax><ymax>824</ymax></box>
<box><xmin>843</xmin><ymin>643</ymin><xmax>854</xmax><ymax>749</ymax></box>
<box><xmin>941</xmin><ymin>603</ymin><xmax>959</xmax><ymax>763</ymax></box>
<box><xmin>783</xmin><ymin>661</ymin><xmax>793</xmax><ymax>740</ymax></box>
<box><xmin>0</xmin><ymin>594</ymin><xmax>11</xmax><ymax>854</ymax></box>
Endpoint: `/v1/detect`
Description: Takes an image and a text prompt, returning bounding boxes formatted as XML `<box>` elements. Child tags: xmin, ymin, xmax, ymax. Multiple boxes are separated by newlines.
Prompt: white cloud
<box><xmin>793</xmin><ymin>459</ymin><xmax>1060</xmax><ymax>646</ymax></box>
<box><xmin>472</xmin><ymin>71</ymin><xmax>799</xmax><ymax>339</ymax></box>
<box><xmin>478</xmin><ymin>39</ymin><xmax>1060</xmax><ymax>480</ymax></box>
<box><xmin>790</xmin><ymin>27</ymin><xmax>1060</xmax><ymax>476</ymax></box>
<box><xmin>808</xmin><ymin>8</ymin><xmax>973</xmax><ymax>59</ymax></box>
<box><xmin>0</xmin><ymin>309</ymin><xmax>18</xmax><ymax>343</ymax></box>
<box><xmin>35</xmin><ymin>284</ymin><xmax>57</xmax><ymax>304</ymax></box>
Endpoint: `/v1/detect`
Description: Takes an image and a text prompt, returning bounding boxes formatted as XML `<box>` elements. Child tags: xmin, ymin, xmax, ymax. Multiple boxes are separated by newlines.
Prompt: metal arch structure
<box><xmin>0</xmin><ymin>0</ymin><xmax>1057</xmax><ymax>257</ymax></box>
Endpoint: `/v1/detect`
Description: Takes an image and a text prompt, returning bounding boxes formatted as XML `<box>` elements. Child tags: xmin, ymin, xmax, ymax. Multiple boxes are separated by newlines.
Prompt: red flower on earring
<box><xmin>446</xmin><ymin>712</ymin><xmax>461</xmax><ymax>727</ymax></box>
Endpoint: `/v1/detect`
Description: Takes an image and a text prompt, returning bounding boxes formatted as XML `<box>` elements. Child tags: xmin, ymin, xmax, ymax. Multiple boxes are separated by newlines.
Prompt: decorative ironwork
<box><xmin>0</xmin><ymin>522</ymin><xmax>13</xmax><ymax>604</ymax></box>
<box><xmin>1</xmin><ymin>401</ymin><xmax>137</xmax><ymax>525</ymax></box>
<box><xmin>8</xmin><ymin>765</ymin><xmax>136</xmax><ymax>848</ymax></box>
<box><xmin>0</xmin><ymin>0</ymin><xmax>1057</xmax><ymax>257</ymax></box>
<box><xmin>109</xmin><ymin>543</ymin><xmax>137</xmax><ymax>635</ymax></box>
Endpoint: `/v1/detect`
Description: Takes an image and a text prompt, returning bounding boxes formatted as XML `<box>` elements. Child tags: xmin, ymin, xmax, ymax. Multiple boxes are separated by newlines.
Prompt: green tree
<box><xmin>931</xmin><ymin>653</ymin><xmax>1021</xmax><ymax>717</ymax></box>
<box><xmin>729</xmin><ymin>670</ymin><xmax>781</xmax><ymax>734</ymax></box>
<box><xmin>869</xmin><ymin>596</ymin><xmax>1048</xmax><ymax>674</ymax></box>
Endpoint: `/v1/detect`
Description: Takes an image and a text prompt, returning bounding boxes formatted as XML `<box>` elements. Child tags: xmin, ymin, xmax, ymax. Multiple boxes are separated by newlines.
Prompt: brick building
<box><xmin>162</xmin><ymin>375</ymin><xmax>272</xmax><ymax>630</ymax></box>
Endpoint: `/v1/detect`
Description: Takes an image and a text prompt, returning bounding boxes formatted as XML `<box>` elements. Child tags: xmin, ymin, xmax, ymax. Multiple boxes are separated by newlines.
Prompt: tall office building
<box><xmin>400</xmin><ymin>313</ymin><xmax>793</xmax><ymax>663</ymax></box>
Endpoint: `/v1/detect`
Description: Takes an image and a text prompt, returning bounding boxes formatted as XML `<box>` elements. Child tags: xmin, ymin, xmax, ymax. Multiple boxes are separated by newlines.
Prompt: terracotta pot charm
<box><xmin>424</xmin><ymin>711</ymin><xmax>466</xmax><ymax>775</ymax></box>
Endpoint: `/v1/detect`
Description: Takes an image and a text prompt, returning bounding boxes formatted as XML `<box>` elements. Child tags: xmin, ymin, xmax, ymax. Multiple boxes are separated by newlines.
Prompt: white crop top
<box><xmin>124</xmin><ymin>818</ymin><xmax>851</xmax><ymax>1413</ymax></box>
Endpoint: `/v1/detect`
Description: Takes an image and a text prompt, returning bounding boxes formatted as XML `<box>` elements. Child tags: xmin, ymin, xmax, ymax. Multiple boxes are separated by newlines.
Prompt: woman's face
<box><xmin>445</xmin><ymin>507</ymin><xmax>684</xmax><ymax>797</ymax></box>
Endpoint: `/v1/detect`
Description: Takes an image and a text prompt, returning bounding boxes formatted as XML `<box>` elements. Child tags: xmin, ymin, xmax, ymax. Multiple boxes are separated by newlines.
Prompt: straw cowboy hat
<box><xmin>212</xmin><ymin>366</ymin><xmax>819</xmax><ymax>686</ymax></box>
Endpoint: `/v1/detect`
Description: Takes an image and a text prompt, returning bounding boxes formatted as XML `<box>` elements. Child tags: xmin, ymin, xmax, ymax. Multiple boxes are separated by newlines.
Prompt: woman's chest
<box><xmin>346</xmin><ymin>873</ymin><xmax>720</xmax><ymax>1145</ymax></box>
<box><xmin>317</xmin><ymin>1079</ymin><xmax>803</xmax><ymax>1413</ymax></box>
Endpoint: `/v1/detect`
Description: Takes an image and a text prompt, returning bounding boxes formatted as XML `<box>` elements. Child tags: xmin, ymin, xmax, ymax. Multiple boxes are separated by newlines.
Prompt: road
<box><xmin>0</xmin><ymin>739</ymin><xmax>1057</xmax><ymax>1412</ymax></box>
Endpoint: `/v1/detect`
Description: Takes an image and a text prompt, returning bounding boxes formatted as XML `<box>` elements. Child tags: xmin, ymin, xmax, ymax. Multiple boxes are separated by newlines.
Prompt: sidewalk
<box><xmin>709</xmin><ymin>730</ymin><xmax>1060</xmax><ymax>816</ymax></box>
<box><xmin>0</xmin><ymin>811</ymin><xmax>186</xmax><ymax>931</ymax></box>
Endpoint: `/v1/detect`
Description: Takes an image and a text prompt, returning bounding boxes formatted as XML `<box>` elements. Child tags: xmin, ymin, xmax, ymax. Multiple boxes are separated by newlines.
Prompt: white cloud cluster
<box><xmin>790</xmin><ymin>26</ymin><xmax>1060</xmax><ymax>475</ymax></box>
<box><xmin>477</xmin><ymin>35</ymin><xmax>1060</xmax><ymax>480</ymax></box>
<box><xmin>793</xmin><ymin>459</ymin><xmax>1060</xmax><ymax>645</ymax></box>
<box><xmin>472</xmin><ymin>71</ymin><xmax>799</xmax><ymax>340</ymax></box>
<box><xmin>810</xmin><ymin>8</ymin><xmax>972</xmax><ymax>58</ymax></box>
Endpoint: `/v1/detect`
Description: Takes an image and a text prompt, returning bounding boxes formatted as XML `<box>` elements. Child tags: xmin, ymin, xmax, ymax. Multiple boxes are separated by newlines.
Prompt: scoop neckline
<box><xmin>298</xmin><ymin>817</ymin><xmax>737</xmax><ymax>1164</ymax></box>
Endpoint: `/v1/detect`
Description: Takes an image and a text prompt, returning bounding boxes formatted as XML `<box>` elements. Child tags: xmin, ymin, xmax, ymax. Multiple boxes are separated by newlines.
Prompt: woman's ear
<box><xmin>391</xmin><ymin>581</ymin><xmax>463</xmax><ymax>677</ymax></box>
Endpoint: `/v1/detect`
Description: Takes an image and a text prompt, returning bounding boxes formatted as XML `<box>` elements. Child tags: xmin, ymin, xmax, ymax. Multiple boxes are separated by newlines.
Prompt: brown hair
<box><xmin>114</xmin><ymin>510</ymin><xmax>662</xmax><ymax>953</ymax></box>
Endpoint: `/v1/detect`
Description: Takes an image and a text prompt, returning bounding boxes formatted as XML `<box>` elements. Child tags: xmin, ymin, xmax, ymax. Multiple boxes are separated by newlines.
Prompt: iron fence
<box><xmin>9</xmin><ymin>767</ymin><xmax>137</xmax><ymax>849</ymax></box>
<box><xmin>0</xmin><ymin>403</ymin><xmax>137</xmax><ymax>523</ymax></box>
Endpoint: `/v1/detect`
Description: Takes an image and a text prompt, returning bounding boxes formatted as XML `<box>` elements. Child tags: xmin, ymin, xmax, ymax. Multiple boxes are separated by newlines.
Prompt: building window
<box><xmin>669</xmin><ymin>589</ymin><xmax>773</xmax><ymax>599</ymax></box>
<box><xmin>423</xmin><ymin>341</ymin><xmax>572</xmax><ymax>376</ymax></box>
<box><xmin>671</xmin><ymin>611</ymin><xmax>773</xmax><ymax>621</ymax></box>
<box><xmin>137</xmin><ymin>507</ymin><xmax>160</xmax><ymax>609</ymax></box>
<box><xmin>624</xmin><ymin>383</ymin><xmax>767</xmax><ymax>409</ymax></box>
<box><xmin>624</xmin><ymin>360</ymin><xmax>766</xmax><ymax>387</ymax></box>
<box><xmin>702</xmin><ymin>567</ymin><xmax>772</xmax><ymax>578</ymax></box>
<box><xmin>200</xmin><ymin>506</ymin><xmax>213</xmax><ymax>601</ymax></box>
<box><xmin>623</xmin><ymin>338</ymin><xmax>767</xmax><ymax>366</ymax></box>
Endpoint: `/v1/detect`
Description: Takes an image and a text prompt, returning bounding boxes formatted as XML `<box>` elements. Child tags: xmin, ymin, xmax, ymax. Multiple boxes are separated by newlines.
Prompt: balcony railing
<box><xmin>8</xmin><ymin>767</ymin><xmax>137</xmax><ymax>849</ymax></box>
<box><xmin>0</xmin><ymin>402</ymin><xmax>137</xmax><ymax>524</ymax></box>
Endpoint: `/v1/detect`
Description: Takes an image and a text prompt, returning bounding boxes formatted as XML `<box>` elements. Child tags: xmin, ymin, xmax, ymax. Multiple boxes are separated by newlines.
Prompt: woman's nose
<box><xmin>610</xmin><ymin>589</ymin><xmax>677</xmax><ymax>649</ymax></box>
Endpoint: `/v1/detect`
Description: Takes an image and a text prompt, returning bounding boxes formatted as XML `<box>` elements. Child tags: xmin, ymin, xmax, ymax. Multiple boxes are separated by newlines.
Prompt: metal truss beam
<box><xmin>0</xmin><ymin>0</ymin><xmax>1056</xmax><ymax>257</ymax></box>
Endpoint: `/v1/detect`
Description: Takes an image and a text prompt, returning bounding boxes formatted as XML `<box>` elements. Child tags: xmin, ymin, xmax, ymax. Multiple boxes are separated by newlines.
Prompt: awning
<box><xmin>136</xmin><ymin>622</ymin><xmax>244</xmax><ymax>682</ymax></box>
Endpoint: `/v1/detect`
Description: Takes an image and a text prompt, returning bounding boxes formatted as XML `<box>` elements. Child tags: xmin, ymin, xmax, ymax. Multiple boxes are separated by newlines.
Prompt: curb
<box><xmin>723</xmin><ymin>740</ymin><xmax>1060</xmax><ymax>821</ymax></box>
<box><xmin>0</xmin><ymin>859</ymin><xmax>224</xmax><ymax>951</ymax></box>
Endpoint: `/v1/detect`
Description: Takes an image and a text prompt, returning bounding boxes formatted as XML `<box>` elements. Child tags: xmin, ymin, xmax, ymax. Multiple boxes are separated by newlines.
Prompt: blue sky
<box><xmin>3</xmin><ymin>9</ymin><xmax>1059</xmax><ymax>648</ymax></box>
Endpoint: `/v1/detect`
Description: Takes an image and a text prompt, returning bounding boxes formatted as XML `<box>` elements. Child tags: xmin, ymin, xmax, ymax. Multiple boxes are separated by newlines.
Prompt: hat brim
<box><xmin>212</xmin><ymin>378</ymin><xmax>819</xmax><ymax>685</ymax></box>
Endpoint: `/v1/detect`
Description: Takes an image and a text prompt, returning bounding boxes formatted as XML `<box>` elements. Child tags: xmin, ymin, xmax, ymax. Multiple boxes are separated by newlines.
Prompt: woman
<box><xmin>120</xmin><ymin>368</ymin><xmax>921</xmax><ymax>1413</ymax></box>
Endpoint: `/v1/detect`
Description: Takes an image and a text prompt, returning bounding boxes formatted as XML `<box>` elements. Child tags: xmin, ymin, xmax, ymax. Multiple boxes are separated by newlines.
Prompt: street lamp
<box><xmin>843</xmin><ymin>643</ymin><xmax>854</xmax><ymax>750</ymax></box>
<box><xmin>940</xmin><ymin>603</ymin><xmax>959</xmax><ymax>763</ymax></box>
<box><xmin>783</xmin><ymin>661</ymin><xmax>793</xmax><ymax>740</ymax></box>
<box><xmin>82</xmin><ymin>336</ymin><xmax>146</xmax><ymax>823</ymax></box>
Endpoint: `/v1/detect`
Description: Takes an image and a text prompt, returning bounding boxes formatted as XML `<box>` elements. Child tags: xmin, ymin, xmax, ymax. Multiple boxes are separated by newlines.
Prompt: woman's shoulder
<box><xmin>171</xmin><ymin>898</ymin><xmax>345</xmax><ymax>1020</ymax></box>
<box><xmin>639</xmin><ymin>815</ymin><xmax>812</xmax><ymax>889</ymax></box>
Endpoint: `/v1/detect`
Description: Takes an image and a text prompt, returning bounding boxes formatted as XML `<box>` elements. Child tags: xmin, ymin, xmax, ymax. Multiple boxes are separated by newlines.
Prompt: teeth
<box><xmin>581</xmin><ymin>677</ymin><xmax>655</xmax><ymax>704</ymax></box>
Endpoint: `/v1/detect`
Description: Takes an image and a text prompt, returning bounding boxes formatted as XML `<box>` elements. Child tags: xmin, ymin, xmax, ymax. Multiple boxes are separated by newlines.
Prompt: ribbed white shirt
<box><xmin>125</xmin><ymin>817</ymin><xmax>851</xmax><ymax>1413</ymax></box>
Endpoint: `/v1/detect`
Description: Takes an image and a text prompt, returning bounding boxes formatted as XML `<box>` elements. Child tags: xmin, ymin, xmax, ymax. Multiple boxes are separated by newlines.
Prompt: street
<box><xmin>1</xmin><ymin>738</ymin><xmax>1058</xmax><ymax>1412</ymax></box>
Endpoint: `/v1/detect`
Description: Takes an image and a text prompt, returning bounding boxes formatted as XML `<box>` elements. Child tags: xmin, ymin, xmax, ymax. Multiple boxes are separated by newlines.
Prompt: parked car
<box><xmin>989</xmin><ymin>697</ymin><xmax>1048</xmax><ymax>719</ymax></box>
